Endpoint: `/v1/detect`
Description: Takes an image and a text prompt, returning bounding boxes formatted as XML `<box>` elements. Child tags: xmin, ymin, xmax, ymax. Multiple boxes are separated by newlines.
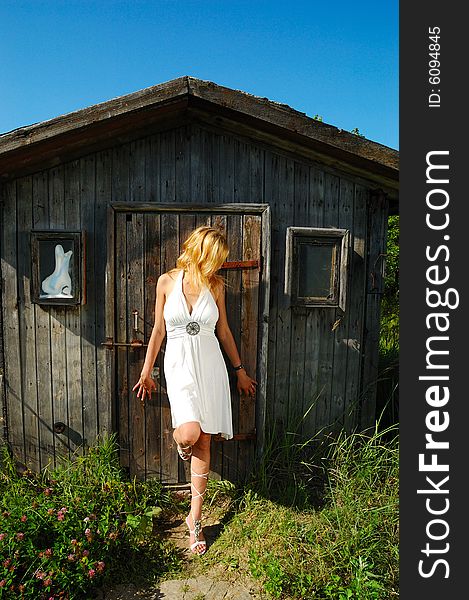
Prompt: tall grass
<box><xmin>200</xmin><ymin>422</ymin><xmax>399</xmax><ymax>599</ymax></box>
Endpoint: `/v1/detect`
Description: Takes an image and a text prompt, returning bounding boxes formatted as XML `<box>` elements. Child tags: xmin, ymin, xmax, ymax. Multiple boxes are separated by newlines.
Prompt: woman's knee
<box><xmin>176</xmin><ymin>422</ymin><xmax>201</xmax><ymax>447</ymax></box>
<box><xmin>194</xmin><ymin>431</ymin><xmax>211</xmax><ymax>450</ymax></box>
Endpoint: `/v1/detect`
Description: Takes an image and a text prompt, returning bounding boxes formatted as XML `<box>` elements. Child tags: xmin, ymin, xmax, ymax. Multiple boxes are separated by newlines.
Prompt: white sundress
<box><xmin>163</xmin><ymin>268</ymin><xmax>233</xmax><ymax>440</ymax></box>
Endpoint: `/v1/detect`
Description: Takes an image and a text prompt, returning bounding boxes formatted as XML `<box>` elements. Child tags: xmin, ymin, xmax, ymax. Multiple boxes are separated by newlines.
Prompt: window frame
<box><xmin>285</xmin><ymin>226</ymin><xmax>350</xmax><ymax>310</ymax></box>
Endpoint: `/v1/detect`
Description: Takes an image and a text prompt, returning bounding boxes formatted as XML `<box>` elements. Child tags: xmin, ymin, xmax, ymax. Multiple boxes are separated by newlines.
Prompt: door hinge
<box><xmin>101</xmin><ymin>337</ymin><xmax>148</xmax><ymax>350</ymax></box>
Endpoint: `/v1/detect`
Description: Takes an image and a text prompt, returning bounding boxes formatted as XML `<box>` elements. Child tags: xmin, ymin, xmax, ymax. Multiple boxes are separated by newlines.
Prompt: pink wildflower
<box><xmin>45</xmin><ymin>548</ymin><xmax>53</xmax><ymax>557</ymax></box>
<box><xmin>43</xmin><ymin>577</ymin><xmax>52</xmax><ymax>586</ymax></box>
<box><xmin>57</xmin><ymin>512</ymin><xmax>65</xmax><ymax>521</ymax></box>
<box><xmin>82</xmin><ymin>549</ymin><xmax>89</xmax><ymax>557</ymax></box>
<box><xmin>96</xmin><ymin>561</ymin><xmax>105</xmax><ymax>573</ymax></box>
<box><xmin>35</xmin><ymin>570</ymin><xmax>45</xmax><ymax>579</ymax></box>
<box><xmin>67</xmin><ymin>554</ymin><xmax>75</xmax><ymax>562</ymax></box>
<box><xmin>3</xmin><ymin>559</ymin><xmax>11</xmax><ymax>568</ymax></box>
<box><xmin>16</xmin><ymin>532</ymin><xmax>24</xmax><ymax>541</ymax></box>
<box><xmin>84</xmin><ymin>528</ymin><xmax>91</xmax><ymax>535</ymax></box>
<box><xmin>20</xmin><ymin>515</ymin><xmax>27</xmax><ymax>522</ymax></box>
<box><xmin>88</xmin><ymin>568</ymin><xmax>96</xmax><ymax>578</ymax></box>
<box><xmin>47</xmin><ymin>508</ymin><xmax>55</xmax><ymax>516</ymax></box>
<box><xmin>0</xmin><ymin>533</ymin><xmax>5</xmax><ymax>541</ymax></box>
<box><xmin>71</xmin><ymin>538</ymin><xmax>78</xmax><ymax>546</ymax></box>
<box><xmin>0</xmin><ymin>580</ymin><xmax>5</xmax><ymax>588</ymax></box>
<box><xmin>44</xmin><ymin>487</ymin><xmax>53</xmax><ymax>496</ymax></box>
<box><xmin>83</xmin><ymin>516</ymin><xmax>90</xmax><ymax>522</ymax></box>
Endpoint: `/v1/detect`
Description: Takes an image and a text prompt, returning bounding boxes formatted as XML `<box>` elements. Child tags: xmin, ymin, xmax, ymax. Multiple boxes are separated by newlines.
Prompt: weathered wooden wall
<box><xmin>0</xmin><ymin>121</ymin><xmax>388</xmax><ymax>472</ymax></box>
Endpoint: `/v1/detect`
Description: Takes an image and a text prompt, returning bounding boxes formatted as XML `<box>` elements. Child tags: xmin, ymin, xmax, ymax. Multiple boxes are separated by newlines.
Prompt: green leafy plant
<box><xmin>0</xmin><ymin>434</ymin><xmax>180</xmax><ymax>599</ymax></box>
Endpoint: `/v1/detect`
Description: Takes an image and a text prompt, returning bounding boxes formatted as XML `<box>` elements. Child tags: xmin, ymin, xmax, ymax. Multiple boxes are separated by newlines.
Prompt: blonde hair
<box><xmin>173</xmin><ymin>225</ymin><xmax>229</xmax><ymax>291</ymax></box>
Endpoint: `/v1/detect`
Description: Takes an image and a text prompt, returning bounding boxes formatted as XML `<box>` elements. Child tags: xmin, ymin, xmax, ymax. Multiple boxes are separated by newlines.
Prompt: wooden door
<box><xmin>105</xmin><ymin>204</ymin><xmax>270</xmax><ymax>483</ymax></box>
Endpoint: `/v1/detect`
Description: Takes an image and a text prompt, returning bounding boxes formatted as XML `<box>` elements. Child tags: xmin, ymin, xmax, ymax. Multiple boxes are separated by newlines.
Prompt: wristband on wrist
<box><xmin>233</xmin><ymin>363</ymin><xmax>245</xmax><ymax>372</ymax></box>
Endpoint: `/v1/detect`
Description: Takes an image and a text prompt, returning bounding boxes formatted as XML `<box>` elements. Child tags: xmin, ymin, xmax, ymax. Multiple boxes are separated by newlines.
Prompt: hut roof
<box><xmin>0</xmin><ymin>76</ymin><xmax>398</xmax><ymax>206</ymax></box>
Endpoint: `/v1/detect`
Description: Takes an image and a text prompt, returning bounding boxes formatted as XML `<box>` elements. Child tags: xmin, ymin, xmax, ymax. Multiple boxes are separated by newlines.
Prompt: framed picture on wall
<box><xmin>30</xmin><ymin>230</ymin><xmax>85</xmax><ymax>305</ymax></box>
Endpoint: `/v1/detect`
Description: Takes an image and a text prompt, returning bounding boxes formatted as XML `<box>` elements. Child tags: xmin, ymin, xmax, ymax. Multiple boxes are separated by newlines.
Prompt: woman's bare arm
<box><xmin>214</xmin><ymin>281</ymin><xmax>257</xmax><ymax>397</ymax></box>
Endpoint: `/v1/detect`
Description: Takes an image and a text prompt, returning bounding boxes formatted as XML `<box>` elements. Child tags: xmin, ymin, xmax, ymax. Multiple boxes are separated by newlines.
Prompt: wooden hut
<box><xmin>0</xmin><ymin>76</ymin><xmax>398</xmax><ymax>482</ymax></box>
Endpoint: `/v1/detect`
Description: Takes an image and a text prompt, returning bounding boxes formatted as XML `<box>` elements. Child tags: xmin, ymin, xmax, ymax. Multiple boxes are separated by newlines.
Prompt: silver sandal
<box><xmin>176</xmin><ymin>444</ymin><xmax>192</xmax><ymax>461</ymax></box>
<box><xmin>185</xmin><ymin>469</ymin><xmax>209</xmax><ymax>555</ymax></box>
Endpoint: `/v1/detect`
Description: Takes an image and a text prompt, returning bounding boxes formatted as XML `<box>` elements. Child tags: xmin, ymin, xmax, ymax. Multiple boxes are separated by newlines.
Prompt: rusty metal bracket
<box><xmin>101</xmin><ymin>337</ymin><xmax>148</xmax><ymax>350</ymax></box>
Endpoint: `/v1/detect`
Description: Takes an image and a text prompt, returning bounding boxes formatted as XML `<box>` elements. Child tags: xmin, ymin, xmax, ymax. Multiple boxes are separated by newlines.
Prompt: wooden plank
<box><xmin>174</xmin><ymin>126</ymin><xmax>190</xmax><ymax>203</ymax></box>
<box><xmin>159</xmin><ymin>212</ymin><xmax>179</xmax><ymax>483</ymax></box>
<box><xmin>64</xmin><ymin>160</ymin><xmax>85</xmax><ymax>457</ymax></box>
<box><xmin>160</xmin><ymin>130</ymin><xmax>176</xmax><ymax>203</ymax></box>
<box><xmin>95</xmin><ymin>150</ymin><xmax>113</xmax><ymax>436</ymax></box>
<box><xmin>249</xmin><ymin>144</ymin><xmax>264</xmax><ymax>203</ymax></box>
<box><xmin>127</xmin><ymin>140</ymin><xmax>147</xmax><ymax>480</ymax></box>
<box><xmin>190</xmin><ymin>125</ymin><xmax>211</xmax><ymax>203</ymax></box>
<box><xmin>1</xmin><ymin>180</ymin><xmax>26</xmax><ymax>463</ymax></box>
<box><xmin>217</xmin><ymin>134</ymin><xmax>234</xmax><ymax>203</ymax></box>
<box><xmin>255</xmin><ymin>205</ymin><xmax>271</xmax><ymax>461</ymax></box>
<box><xmin>314</xmin><ymin>172</ymin><xmax>340</xmax><ymax>432</ymax></box>
<box><xmin>127</xmin><ymin>210</ymin><xmax>146</xmax><ymax>480</ymax></box>
<box><xmin>360</xmin><ymin>191</ymin><xmax>389</xmax><ymax>430</ymax></box>
<box><xmin>273</xmin><ymin>156</ymin><xmax>294</xmax><ymax>427</ymax></box>
<box><xmin>211</xmin><ymin>131</ymin><xmax>221</xmax><ymax>204</ymax></box>
<box><xmin>48</xmin><ymin>165</ymin><xmax>70</xmax><ymax>464</ymax></box>
<box><xmin>329</xmin><ymin>178</ymin><xmax>354</xmax><ymax>429</ymax></box>
<box><xmin>115</xmin><ymin>211</ymin><xmax>130</xmax><ymax>472</ymax></box>
<box><xmin>344</xmin><ymin>184</ymin><xmax>368</xmax><ymax>432</ymax></box>
<box><xmin>287</xmin><ymin>163</ymin><xmax>308</xmax><ymax>428</ymax></box>
<box><xmin>112</xmin><ymin>143</ymin><xmax>130</xmax><ymax>202</ymax></box>
<box><xmin>222</xmin><ymin>213</ymin><xmax>242</xmax><ymax>481</ymax></box>
<box><xmin>238</xmin><ymin>214</ymin><xmax>261</xmax><ymax>481</ymax></box>
<box><xmin>264</xmin><ymin>151</ymin><xmax>280</xmax><ymax>431</ymax></box>
<box><xmin>203</xmin><ymin>127</ymin><xmax>215</xmax><ymax>203</ymax></box>
<box><xmin>16</xmin><ymin>176</ymin><xmax>40</xmax><ymax>471</ymax></box>
<box><xmin>301</xmin><ymin>166</ymin><xmax>325</xmax><ymax>438</ymax></box>
<box><xmin>80</xmin><ymin>154</ymin><xmax>98</xmax><ymax>445</ymax></box>
<box><xmin>233</xmin><ymin>138</ymin><xmax>250</xmax><ymax>205</ymax></box>
<box><xmin>32</xmin><ymin>171</ymin><xmax>55</xmax><ymax>469</ymax></box>
<box><xmin>146</xmin><ymin>134</ymin><xmax>160</xmax><ymax>203</ymax></box>
<box><xmin>144</xmin><ymin>213</ymin><xmax>162</xmax><ymax>480</ymax></box>
<box><xmin>109</xmin><ymin>201</ymin><xmax>269</xmax><ymax>214</ymax></box>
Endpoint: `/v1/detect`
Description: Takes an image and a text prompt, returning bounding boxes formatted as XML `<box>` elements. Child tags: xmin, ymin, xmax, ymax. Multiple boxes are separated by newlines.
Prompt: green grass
<box><xmin>1</xmin><ymin>423</ymin><xmax>398</xmax><ymax>599</ymax></box>
<box><xmin>197</xmin><ymin>423</ymin><xmax>399</xmax><ymax>599</ymax></box>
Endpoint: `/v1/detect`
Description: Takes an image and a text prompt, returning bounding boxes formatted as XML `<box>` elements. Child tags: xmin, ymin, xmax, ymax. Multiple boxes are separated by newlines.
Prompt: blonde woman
<box><xmin>132</xmin><ymin>226</ymin><xmax>257</xmax><ymax>555</ymax></box>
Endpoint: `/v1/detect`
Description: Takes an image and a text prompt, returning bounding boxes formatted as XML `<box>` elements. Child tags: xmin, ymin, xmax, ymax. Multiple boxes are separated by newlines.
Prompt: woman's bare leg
<box><xmin>188</xmin><ymin>431</ymin><xmax>211</xmax><ymax>553</ymax></box>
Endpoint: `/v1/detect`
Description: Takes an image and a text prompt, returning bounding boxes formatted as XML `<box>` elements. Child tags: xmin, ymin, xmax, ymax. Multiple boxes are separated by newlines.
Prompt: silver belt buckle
<box><xmin>186</xmin><ymin>321</ymin><xmax>200</xmax><ymax>336</ymax></box>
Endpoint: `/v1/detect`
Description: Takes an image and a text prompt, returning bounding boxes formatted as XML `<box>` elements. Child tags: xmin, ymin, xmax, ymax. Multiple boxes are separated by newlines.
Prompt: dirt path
<box><xmin>99</xmin><ymin>492</ymin><xmax>263</xmax><ymax>600</ymax></box>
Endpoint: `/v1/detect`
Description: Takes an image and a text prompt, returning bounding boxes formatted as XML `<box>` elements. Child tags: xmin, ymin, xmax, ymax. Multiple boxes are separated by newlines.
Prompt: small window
<box><xmin>285</xmin><ymin>227</ymin><xmax>349</xmax><ymax>310</ymax></box>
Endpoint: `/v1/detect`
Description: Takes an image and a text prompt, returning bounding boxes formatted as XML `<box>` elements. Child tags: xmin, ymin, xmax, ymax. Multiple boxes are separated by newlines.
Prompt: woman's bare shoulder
<box><xmin>211</xmin><ymin>275</ymin><xmax>226</xmax><ymax>301</ymax></box>
<box><xmin>157</xmin><ymin>269</ymin><xmax>181</xmax><ymax>290</ymax></box>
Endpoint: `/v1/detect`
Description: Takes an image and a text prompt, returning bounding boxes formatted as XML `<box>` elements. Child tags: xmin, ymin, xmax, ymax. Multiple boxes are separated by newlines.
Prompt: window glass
<box><xmin>298</xmin><ymin>243</ymin><xmax>334</xmax><ymax>298</ymax></box>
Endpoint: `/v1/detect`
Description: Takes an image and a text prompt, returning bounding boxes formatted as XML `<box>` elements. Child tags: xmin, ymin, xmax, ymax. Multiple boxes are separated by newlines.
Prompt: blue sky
<box><xmin>0</xmin><ymin>1</ymin><xmax>398</xmax><ymax>148</ymax></box>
